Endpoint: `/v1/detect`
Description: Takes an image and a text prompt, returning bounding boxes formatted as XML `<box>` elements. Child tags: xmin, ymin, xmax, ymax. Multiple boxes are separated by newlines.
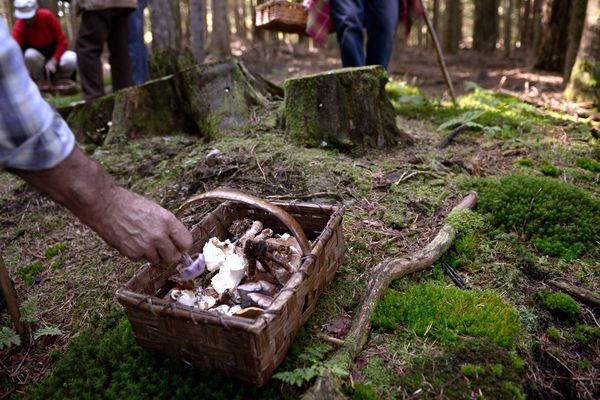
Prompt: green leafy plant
<box><xmin>373</xmin><ymin>284</ymin><xmax>521</xmax><ymax>347</ymax></box>
<box><xmin>490</xmin><ymin>364</ymin><xmax>504</xmax><ymax>378</ymax></box>
<box><xmin>547</xmin><ymin>327</ymin><xmax>561</xmax><ymax>340</ymax></box>
<box><xmin>273</xmin><ymin>342</ymin><xmax>347</xmax><ymax>387</ymax></box>
<box><xmin>470</xmin><ymin>174</ymin><xmax>600</xmax><ymax>260</ymax></box>
<box><xmin>34</xmin><ymin>326</ymin><xmax>63</xmax><ymax>340</ymax></box>
<box><xmin>515</xmin><ymin>157</ymin><xmax>534</xmax><ymax>167</ymax></box>
<box><xmin>0</xmin><ymin>327</ymin><xmax>21</xmax><ymax>349</ymax></box>
<box><xmin>19</xmin><ymin>296</ymin><xmax>39</xmax><ymax>324</ymax></box>
<box><xmin>576</xmin><ymin>157</ymin><xmax>600</xmax><ymax>172</ymax></box>
<box><xmin>461</xmin><ymin>364</ymin><xmax>484</xmax><ymax>379</ymax></box>
<box><xmin>352</xmin><ymin>383</ymin><xmax>379</xmax><ymax>400</ymax></box>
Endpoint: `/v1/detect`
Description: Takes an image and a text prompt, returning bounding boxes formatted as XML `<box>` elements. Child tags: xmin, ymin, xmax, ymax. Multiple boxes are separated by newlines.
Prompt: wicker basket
<box><xmin>37</xmin><ymin>79</ymin><xmax>79</xmax><ymax>96</ymax></box>
<box><xmin>116</xmin><ymin>190</ymin><xmax>344</xmax><ymax>386</ymax></box>
<box><xmin>255</xmin><ymin>0</ymin><xmax>308</xmax><ymax>35</ymax></box>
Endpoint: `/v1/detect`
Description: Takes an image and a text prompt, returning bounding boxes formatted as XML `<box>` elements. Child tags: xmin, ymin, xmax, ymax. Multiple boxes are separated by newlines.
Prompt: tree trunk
<box><xmin>240</xmin><ymin>0</ymin><xmax>248</xmax><ymax>39</ymax></box>
<box><xmin>530</xmin><ymin>0</ymin><xmax>544</xmax><ymax>54</ymax></box>
<box><xmin>1</xmin><ymin>0</ymin><xmax>15</xmax><ymax>28</ymax></box>
<box><xmin>37</xmin><ymin>0</ymin><xmax>58</xmax><ymax>16</ymax></box>
<box><xmin>189</xmin><ymin>0</ymin><xmax>206</xmax><ymax>63</ymax></box>
<box><xmin>473</xmin><ymin>0</ymin><xmax>499</xmax><ymax>53</ymax></box>
<box><xmin>432</xmin><ymin>0</ymin><xmax>440</xmax><ymax>47</ymax></box>
<box><xmin>149</xmin><ymin>0</ymin><xmax>182</xmax><ymax>52</ymax></box>
<box><xmin>211</xmin><ymin>0</ymin><xmax>231</xmax><ymax>57</ymax></box>
<box><xmin>535</xmin><ymin>0</ymin><xmax>571</xmax><ymax>72</ymax></box>
<box><xmin>284</xmin><ymin>66</ymin><xmax>414</xmax><ymax>150</ymax></box>
<box><xmin>234</xmin><ymin>0</ymin><xmax>243</xmax><ymax>37</ymax></box>
<box><xmin>442</xmin><ymin>0</ymin><xmax>461</xmax><ymax>54</ymax></box>
<box><xmin>503</xmin><ymin>0</ymin><xmax>513</xmax><ymax>57</ymax></box>
<box><xmin>565</xmin><ymin>0</ymin><xmax>600</xmax><ymax>105</ymax></box>
<box><xmin>253</xmin><ymin>0</ymin><xmax>265</xmax><ymax>41</ymax></box>
<box><xmin>563</xmin><ymin>0</ymin><xmax>588</xmax><ymax>82</ymax></box>
<box><xmin>518</xmin><ymin>0</ymin><xmax>531</xmax><ymax>53</ymax></box>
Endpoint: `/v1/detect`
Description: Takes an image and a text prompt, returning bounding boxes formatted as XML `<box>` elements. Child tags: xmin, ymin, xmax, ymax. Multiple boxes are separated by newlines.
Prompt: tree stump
<box><xmin>64</xmin><ymin>60</ymin><xmax>269</xmax><ymax>145</ymax></box>
<box><xmin>283</xmin><ymin>66</ymin><xmax>413</xmax><ymax>150</ymax></box>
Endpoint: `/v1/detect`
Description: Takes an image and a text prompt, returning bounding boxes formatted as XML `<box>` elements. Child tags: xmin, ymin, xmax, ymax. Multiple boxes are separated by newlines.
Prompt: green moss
<box><xmin>576</xmin><ymin>157</ymin><xmax>600</xmax><ymax>172</ymax></box>
<box><xmin>540</xmin><ymin>161</ymin><xmax>560</xmax><ymax>177</ymax></box>
<box><xmin>515</xmin><ymin>157</ymin><xmax>534</xmax><ymax>167</ymax></box>
<box><xmin>373</xmin><ymin>284</ymin><xmax>521</xmax><ymax>347</ymax></box>
<box><xmin>547</xmin><ymin>327</ymin><xmax>561</xmax><ymax>341</ymax></box>
<box><xmin>572</xmin><ymin>323</ymin><xmax>600</xmax><ymax>344</ymax></box>
<box><xmin>510</xmin><ymin>353</ymin><xmax>525</xmax><ymax>372</ymax></box>
<box><xmin>28</xmin><ymin>311</ymin><xmax>278</xmax><ymax>399</ymax></box>
<box><xmin>504</xmin><ymin>382</ymin><xmax>526</xmax><ymax>400</ymax></box>
<box><xmin>469</xmin><ymin>174</ymin><xmax>600</xmax><ymax>260</ymax></box>
<box><xmin>461</xmin><ymin>363</ymin><xmax>485</xmax><ymax>379</ymax></box>
<box><xmin>44</xmin><ymin>242</ymin><xmax>67</xmax><ymax>259</ymax></box>
<box><xmin>352</xmin><ymin>384</ymin><xmax>379</xmax><ymax>400</ymax></box>
<box><xmin>491</xmin><ymin>364</ymin><xmax>504</xmax><ymax>378</ymax></box>
<box><xmin>361</xmin><ymin>357</ymin><xmax>397</xmax><ymax>389</ymax></box>
<box><xmin>576</xmin><ymin>360</ymin><xmax>593</xmax><ymax>370</ymax></box>
<box><xmin>445</xmin><ymin>208</ymin><xmax>485</xmax><ymax>237</ymax></box>
<box><xmin>540</xmin><ymin>290</ymin><xmax>580</xmax><ymax>318</ymax></box>
<box><xmin>17</xmin><ymin>262</ymin><xmax>44</xmax><ymax>286</ymax></box>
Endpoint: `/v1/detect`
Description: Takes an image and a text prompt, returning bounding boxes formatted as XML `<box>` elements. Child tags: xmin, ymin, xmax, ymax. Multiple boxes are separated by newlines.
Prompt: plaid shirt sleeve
<box><xmin>0</xmin><ymin>18</ymin><xmax>75</xmax><ymax>171</ymax></box>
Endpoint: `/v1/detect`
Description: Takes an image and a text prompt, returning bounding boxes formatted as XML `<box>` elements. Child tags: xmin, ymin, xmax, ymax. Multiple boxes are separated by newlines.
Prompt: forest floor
<box><xmin>0</xmin><ymin>42</ymin><xmax>599</xmax><ymax>399</ymax></box>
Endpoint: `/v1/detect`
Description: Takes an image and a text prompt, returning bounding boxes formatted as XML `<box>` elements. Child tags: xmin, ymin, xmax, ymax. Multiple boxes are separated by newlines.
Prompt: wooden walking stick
<box><xmin>0</xmin><ymin>255</ymin><xmax>25</xmax><ymax>335</ymax></box>
<box><xmin>417</xmin><ymin>0</ymin><xmax>458</xmax><ymax>105</ymax></box>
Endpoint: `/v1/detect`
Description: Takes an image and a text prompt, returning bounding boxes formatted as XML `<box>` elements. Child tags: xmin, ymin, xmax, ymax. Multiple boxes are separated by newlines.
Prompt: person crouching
<box><xmin>11</xmin><ymin>0</ymin><xmax>77</xmax><ymax>81</ymax></box>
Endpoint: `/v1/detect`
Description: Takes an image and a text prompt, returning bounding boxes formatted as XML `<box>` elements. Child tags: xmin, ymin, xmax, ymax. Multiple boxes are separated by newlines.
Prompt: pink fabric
<box><xmin>304</xmin><ymin>0</ymin><xmax>332</xmax><ymax>46</ymax></box>
<box><xmin>304</xmin><ymin>0</ymin><xmax>424</xmax><ymax>46</ymax></box>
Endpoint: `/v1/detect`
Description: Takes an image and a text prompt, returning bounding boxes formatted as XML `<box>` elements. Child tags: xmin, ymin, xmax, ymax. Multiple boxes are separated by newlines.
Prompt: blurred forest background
<box><xmin>1</xmin><ymin>0</ymin><xmax>598</xmax><ymax>108</ymax></box>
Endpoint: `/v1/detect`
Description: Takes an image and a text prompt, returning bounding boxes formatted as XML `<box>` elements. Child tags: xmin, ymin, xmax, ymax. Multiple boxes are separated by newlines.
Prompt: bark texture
<box><xmin>565</xmin><ymin>0</ymin><xmax>600</xmax><ymax>105</ymax></box>
<box><xmin>303</xmin><ymin>192</ymin><xmax>479</xmax><ymax>400</ymax></box>
<box><xmin>64</xmin><ymin>60</ymin><xmax>270</xmax><ymax>145</ymax></box>
<box><xmin>564</xmin><ymin>0</ymin><xmax>588</xmax><ymax>82</ymax></box>
<box><xmin>211</xmin><ymin>0</ymin><xmax>231</xmax><ymax>56</ymax></box>
<box><xmin>149</xmin><ymin>0</ymin><xmax>182</xmax><ymax>52</ymax></box>
<box><xmin>534</xmin><ymin>0</ymin><xmax>571</xmax><ymax>71</ymax></box>
<box><xmin>473</xmin><ymin>0</ymin><xmax>499</xmax><ymax>53</ymax></box>
<box><xmin>189</xmin><ymin>0</ymin><xmax>207</xmax><ymax>63</ymax></box>
<box><xmin>284</xmin><ymin>66</ymin><xmax>414</xmax><ymax>150</ymax></box>
<box><xmin>443</xmin><ymin>0</ymin><xmax>461</xmax><ymax>54</ymax></box>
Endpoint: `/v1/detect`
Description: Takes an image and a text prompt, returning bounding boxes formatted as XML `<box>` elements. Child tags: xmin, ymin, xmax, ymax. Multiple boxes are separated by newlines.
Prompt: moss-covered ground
<box><xmin>0</xmin><ymin>76</ymin><xmax>598</xmax><ymax>399</ymax></box>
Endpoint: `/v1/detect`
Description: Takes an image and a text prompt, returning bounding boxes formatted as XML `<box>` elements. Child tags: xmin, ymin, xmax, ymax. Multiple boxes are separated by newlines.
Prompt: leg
<box><xmin>107</xmin><ymin>9</ymin><xmax>133</xmax><ymax>91</ymax></box>
<box><xmin>76</xmin><ymin>10</ymin><xmax>110</xmax><ymax>100</ymax></box>
<box><xmin>23</xmin><ymin>48</ymin><xmax>45</xmax><ymax>81</ymax></box>
<box><xmin>330</xmin><ymin>0</ymin><xmax>365</xmax><ymax>67</ymax></box>
<box><xmin>365</xmin><ymin>0</ymin><xmax>399</xmax><ymax>69</ymax></box>
<box><xmin>56</xmin><ymin>50</ymin><xmax>77</xmax><ymax>79</ymax></box>
<box><xmin>128</xmin><ymin>0</ymin><xmax>150</xmax><ymax>85</ymax></box>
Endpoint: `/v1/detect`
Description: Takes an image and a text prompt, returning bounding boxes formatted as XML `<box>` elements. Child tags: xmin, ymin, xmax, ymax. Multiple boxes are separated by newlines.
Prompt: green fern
<box><xmin>437</xmin><ymin>110</ymin><xmax>486</xmax><ymax>131</ymax></box>
<box><xmin>19</xmin><ymin>296</ymin><xmax>39</xmax><ymax>324</ymax></box>
<box><xmin>0</xmin><ymin>327</ymin><xmax>21</xmax><ymax>349</ymax></box>
<box><xmin>273</xmin><ymin>368</ymin><xmax>318</xmax><ymax>387</ymax></box>
<box><xmin>34</xmin><ymin>326</ymin><xmax>63</xmax><ymax>340</ymax></box>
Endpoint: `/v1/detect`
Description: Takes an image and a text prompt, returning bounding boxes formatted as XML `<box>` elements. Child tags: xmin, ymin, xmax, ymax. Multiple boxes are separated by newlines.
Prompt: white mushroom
<box><xmin>203</xmin><ymin>237</ymin><xmax>234</xmax><ymax>272</ymax></box>
<box><xmin>211</xmin><ymin>252</ymin><xmax>247</xmax><ymax>294</ymax></box>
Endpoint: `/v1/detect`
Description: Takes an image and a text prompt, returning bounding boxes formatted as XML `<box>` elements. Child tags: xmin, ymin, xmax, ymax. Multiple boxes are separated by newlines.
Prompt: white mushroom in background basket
<box><xmin>203</xmin><ymin>237</ymin><xmax>234</xmax><ymax>272</ymax></box>
<box><xmin>211</xmin><ymin>252</ymin><xmax>247</xmax><ymax>294</ymax></box>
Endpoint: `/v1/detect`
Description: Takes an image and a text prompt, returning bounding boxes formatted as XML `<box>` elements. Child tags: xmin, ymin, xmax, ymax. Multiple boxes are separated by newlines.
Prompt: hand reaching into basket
<box><xmin>10</xmin><ymin>147</ymin><xmax>193</xmax><ymax>266</ymax></box>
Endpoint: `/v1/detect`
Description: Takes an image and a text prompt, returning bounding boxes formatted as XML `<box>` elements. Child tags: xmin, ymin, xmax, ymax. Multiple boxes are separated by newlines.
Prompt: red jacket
<box><xmin>12</xmin><ymin>9</ymin><xmax>68</xmax><ymax>61</ymax></box>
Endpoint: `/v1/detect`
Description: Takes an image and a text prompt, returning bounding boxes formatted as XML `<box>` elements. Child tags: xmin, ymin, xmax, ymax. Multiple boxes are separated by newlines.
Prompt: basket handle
<box><xmin>175</xmin><ymin>189</ymin><xmax>311</xmax><ymax>256</ymax></box>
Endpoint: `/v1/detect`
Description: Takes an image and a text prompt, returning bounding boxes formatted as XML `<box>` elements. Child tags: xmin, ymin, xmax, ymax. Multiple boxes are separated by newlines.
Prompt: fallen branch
<box><xmin>435</xmin><ymin>123</ymin><xmax>469</xmax><ymax>149</ymax></box>
<box><xmin>302</xmin><ymin>192</ymin><xmax>478</xmax><ymax>399</ymax></box>
<box><xmin>549</xmin><ymin>279</ymin><xmax>600</xmax><ymax>308</ymax></box>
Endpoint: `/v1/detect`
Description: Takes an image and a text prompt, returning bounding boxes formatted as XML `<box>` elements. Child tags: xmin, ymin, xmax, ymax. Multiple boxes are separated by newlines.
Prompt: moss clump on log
<box><xmin>283</xmin><ymin>66</ymin><xmax>413</xmax><ymax>150</ymax></box>
<box><xmin>65</xmin><ymin>60</ymin><xmax>269</xmax><ymax>145</ymax></box>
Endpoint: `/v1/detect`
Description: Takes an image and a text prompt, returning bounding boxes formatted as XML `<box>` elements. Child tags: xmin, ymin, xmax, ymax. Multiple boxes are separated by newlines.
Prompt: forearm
<box><xmin>8</xmin><ymin>146</ymin><xmax>116</xmax><ymax>233</ymax></box>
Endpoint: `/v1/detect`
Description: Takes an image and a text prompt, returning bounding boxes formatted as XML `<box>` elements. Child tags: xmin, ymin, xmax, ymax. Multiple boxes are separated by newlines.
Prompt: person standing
<box><xmin>329</xmin><ymin>0</ymin><xmax>400</xmax><ymax>69</ymax></box>
<box><xmin>128</xmin><ymin>0</ymin><xmax>150</xmax><ymax>85</ymax></box>
<box><xmin>11</xmin><ymin>0</ymin><xmax>77</xmax><ymax>81</ymax></box>
<box><xmin>76</xmin><ymin>0</ymin><xmax>137</xmax><ymax>100</ymax></box>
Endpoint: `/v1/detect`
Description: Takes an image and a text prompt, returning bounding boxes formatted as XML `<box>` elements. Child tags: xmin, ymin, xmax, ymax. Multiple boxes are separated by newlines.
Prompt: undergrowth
<box><xmin>372</xmin><ymin>284</ymin><xmax>521</xmax><ymax>347</ymax></box>
<box><xmin>470</xmin><ymin>174</ymin><xmax>600</xmax><ymax>260</ymax></box>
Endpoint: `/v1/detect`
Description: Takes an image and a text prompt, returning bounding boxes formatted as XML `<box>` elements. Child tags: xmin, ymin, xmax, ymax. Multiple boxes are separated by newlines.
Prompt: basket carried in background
<box><xmin>255</xmin><ymin>0</ymin><xmax>309</xmax><ymax>35</ymax></box>
<box><xmin>37</xmin><ymin>79</ymin><xmax>79</xmax><ymax>96</ymax></box>
<box><xmin>117</xmin><ymin>190</ymin><xmax>345</xmax><ymax>386</ymax></box>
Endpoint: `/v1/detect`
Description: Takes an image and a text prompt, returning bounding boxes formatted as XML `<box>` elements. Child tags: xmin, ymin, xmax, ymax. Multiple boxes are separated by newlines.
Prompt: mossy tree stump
<box><xmin>284</xmin><ymin>66</ymin><xmax>413</xmax><ymax>150</ymax></box>
<box><xmin>65</xmin><ymin>60</ymin><xmax>268</xmax><ymax>145</ymax></box>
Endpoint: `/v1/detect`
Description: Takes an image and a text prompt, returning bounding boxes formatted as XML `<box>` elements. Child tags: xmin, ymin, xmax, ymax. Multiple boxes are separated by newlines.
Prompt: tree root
<box><xmin>302</xmin><ymin>192</ymin><xmax>478</xmax><ymax>400</ymax></box>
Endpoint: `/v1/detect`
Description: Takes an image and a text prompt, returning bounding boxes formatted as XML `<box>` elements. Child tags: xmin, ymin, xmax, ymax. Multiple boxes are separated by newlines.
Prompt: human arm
<box><xmin>9</xmin><ymin>147</ymin><xmax>192</xmax><ymax>265</ymax></box>
<box><xmin>47</xmin><ymin>11</ymin><xmax>67</xmax><ymax>61</ymax></box>
<box><xmin>10</xmin><ymin>19</ymin><xmax>24</xmax><ymax>48</ymax></box>
<box><xmin>1</xmin><ymin>18</ymin><xmax>192</xmax><ymax>265</ymax></box>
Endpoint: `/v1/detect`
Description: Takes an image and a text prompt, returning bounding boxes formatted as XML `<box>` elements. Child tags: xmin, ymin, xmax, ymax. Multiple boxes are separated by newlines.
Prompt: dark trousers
<box><xmin>330</xmin><ymin>0</ymin><xmax>399</xmax><ymax>69</ymax></box>
<box><xmin>76</xmin><ymin>8</ymin><xmax>133</xmax><ymax>100</ymax></box>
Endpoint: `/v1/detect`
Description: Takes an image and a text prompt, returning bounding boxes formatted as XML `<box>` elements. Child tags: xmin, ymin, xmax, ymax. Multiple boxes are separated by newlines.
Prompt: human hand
<box><xmin>45</xmin><ymin>58</ymin><xmax>57</xmax><ymax>76</ymax></box>
<box><xmin>95</xmin><ymin>187</ymin><xmax>193</xmax><ymax>265</ymax></box>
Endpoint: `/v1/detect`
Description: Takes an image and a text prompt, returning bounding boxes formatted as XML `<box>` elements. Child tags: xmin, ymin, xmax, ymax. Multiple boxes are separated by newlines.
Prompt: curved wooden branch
<box><xmin>302</xmin><ymin>192</ymin><xmax>478</xmax><ymax>400</ymax></box>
